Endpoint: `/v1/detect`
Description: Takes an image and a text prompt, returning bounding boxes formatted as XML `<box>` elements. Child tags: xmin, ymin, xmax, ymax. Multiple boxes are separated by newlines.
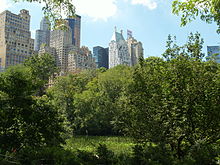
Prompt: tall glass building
<box><xmin>65</xmin><ymin>15</ymin><xmax>81</xmax><ymax>48</ymax></box>
<box><xmin>93</xmin><ymin>46</ymin><xmax>109</xmax><ymax>69</ymax></box>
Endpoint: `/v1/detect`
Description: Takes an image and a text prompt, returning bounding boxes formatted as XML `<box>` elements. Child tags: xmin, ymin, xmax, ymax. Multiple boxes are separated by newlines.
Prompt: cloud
<box><xmin>131</xmin><ymin>0</ymin><xmax>157</xmax><ymax>10</ymax></box>
<box><xmin>0</xmin><ymin>0</ymin><xmax>11</xmax><ymax>13</ymax></box>
<box><xmin>72</xmin><ymin>0</ymin><xmax>117</xmax><ymax>21</ymax></box>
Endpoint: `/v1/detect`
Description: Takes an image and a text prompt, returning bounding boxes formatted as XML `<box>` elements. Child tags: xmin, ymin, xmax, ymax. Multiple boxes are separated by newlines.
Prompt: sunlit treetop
<box><xmin>172</xmin><ymin>0</ymin><xmax>220</xmax><ymax>33</ymax></box>
<box><xmin>14</xmin><ymin>0</ymin><xmax>75</xmax><ymax>29</ymax></box>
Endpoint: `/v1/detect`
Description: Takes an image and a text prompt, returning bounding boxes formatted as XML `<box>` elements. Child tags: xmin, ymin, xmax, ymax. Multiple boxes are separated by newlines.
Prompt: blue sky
<box><xmin>0</xmin><ymin>0</ymin><xmax>219</xmax><ymax>58</ymax></box>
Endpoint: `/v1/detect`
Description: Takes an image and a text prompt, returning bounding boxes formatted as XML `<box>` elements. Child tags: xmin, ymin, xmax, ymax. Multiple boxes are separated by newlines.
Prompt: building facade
<box><xmin>50</xmin><ymin>19</ymin><xmax>91</xmax><ymax>73</ymax></box>
<box><xmin>127</xmin><ymin>36</ymin><xmax>143</xmax><ymax>66</ymax></box>
<box><xmin>93</xmin><ymin>46</ymin><xmax>109</xmax><ymax>69</ymax></box>
<box><xmin>38</xmin><ymin>43</ymin><xmax>59</xmax><ymax>66</ymax></box>
<box><xmin>34</xmin><ymin>17</ymin><xmax>50</xmax><ymax>52</ymax></box>
<box><xmin>207</xmin><ymin>46</ymin><xmax>220</xmax><ymax>63</ymax></box>
<box><xmin>68</xmin><ymin>46</ymin><xmax>96</xmax><ymax>73</ymax></box>
<box><xmin>50</xmin><ymin>23</ymin><xmax>74</xmax><ymax>72</ymax></box>
<box><xmin>0</xmin><ymin>9</ymin><xmax>34</xmax><ymax>70</ymax></box>
<box><xmin>109</xmin><ymin>28</ymin><xmax>131</xmax><ymax>68</ymax></box>
<box><xmin>65</xmin><ymin>15</ymin><xmax>81</xmax><ymax>48</ymax></box>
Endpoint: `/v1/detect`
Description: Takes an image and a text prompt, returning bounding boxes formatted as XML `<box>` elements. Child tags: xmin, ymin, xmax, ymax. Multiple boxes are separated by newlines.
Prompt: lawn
<box><xmin>64</xmin><ymin>136</ymin><xmax>134</xmax><ymax>155</ymax></box>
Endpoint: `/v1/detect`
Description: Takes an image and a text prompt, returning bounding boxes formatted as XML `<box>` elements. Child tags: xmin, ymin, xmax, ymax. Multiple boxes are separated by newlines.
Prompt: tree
<box><xmin>47</xmin><ymin>69</ymin><xmax>102</xmax><ymax>135</ymax></box>
<box><xmin>172</xmin><ymin>0</ymin><xmax>220</xmax><ymax>33</ymax></box>
<box><xmin>120</xmin><ymin>35</ymin><xmax>220</xmax><ymax>161</ymax></box>
<box><xmin>73</xmin><ymin>65</ymin><xmax>132</xmax><ymax>135</ymax></box>
<box><xmin>0</xmin><ymin>65</ymin><xmax>64</xmax><ymax>154</ymax></box>
<box><xmin>24</xmin><ymin>53</ymin><xmax>57</xmax><ymax>96</ymax></box>
<box><xmin>162</xmin><ymin>32</ymin><xmax>204</xmax><ymax>61</ymax></box>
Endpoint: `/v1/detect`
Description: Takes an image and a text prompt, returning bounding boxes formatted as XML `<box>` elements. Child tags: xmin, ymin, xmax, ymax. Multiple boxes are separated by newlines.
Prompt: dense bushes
<box><xmin>1</xmin><ymin>142</ymin><xmax>219</xmax><ymax>165</ymax></box>
<box><xmin>0</xmin><ymin>62</ymin><xmax>64</xmax><ymax>155</ymax></box>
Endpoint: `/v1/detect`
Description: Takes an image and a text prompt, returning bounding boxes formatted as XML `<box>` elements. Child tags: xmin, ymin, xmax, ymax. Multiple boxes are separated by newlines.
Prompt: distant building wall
<box><xmin>68</xmin><ymin>46</ymin><xmax>96</xmax><ymax>72</ymax></box>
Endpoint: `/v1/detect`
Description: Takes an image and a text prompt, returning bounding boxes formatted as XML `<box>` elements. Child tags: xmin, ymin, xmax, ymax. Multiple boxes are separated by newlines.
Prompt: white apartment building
<box><xmin>109</xmin><ymin>28</ymin><xmax>131</xmax><ymax>68</ymax></box>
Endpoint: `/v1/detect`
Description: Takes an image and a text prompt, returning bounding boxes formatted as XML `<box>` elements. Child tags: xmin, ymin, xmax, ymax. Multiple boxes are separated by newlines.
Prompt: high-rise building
<box><xmin>127</xmin><ymin>35</ymin><xmax>143</xmax><ymax>66</ymax></box>
<box><xmin>65</xmin><ymin>15</ymin><xmax>81</xmax><ymax>48</ymax></box>
<box><xmin>0</xmin><ymin>9</ymin><xmax>34</xmax><ymax>70</ymax></box>
<box><xmin>109</xmin><ymin>27</ymin><xmax>131</xmax><ymax>68</ymax></box>
<box><xmin>68</xmin><ymin>46</ymin><xmax>96</xmax><ymax>73</ymax></box>
<box><xmin>34</xmin><ymin>17</ymin><xmax>50</xmax><ymax>51</ymax></box>
<box><xmin>207</xmin><ymin>46</ymin><xmax>220</xmax><ymax>63</ymax></box>
<box><xmin>93</xmin><ymin>46</ymin><xmax>109</xmax><ymax>69</ymax></box>
<box><xmin>50</xmin><ymin>21</ymin><xmax>74</xmax><ymax>72</ymax></box>
<box><xmin>39</xmin><ymin>43</ymin><xmax>59</xmax><ymax>66</ymax></box>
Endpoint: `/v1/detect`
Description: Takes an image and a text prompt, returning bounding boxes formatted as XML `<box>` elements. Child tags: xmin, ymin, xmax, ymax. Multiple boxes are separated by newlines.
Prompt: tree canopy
<box><xmin>172</xmin><ymin>0</ymin><xmax>220</xmax><ymax>33</ymax></box>
<box><xmin>0</xmin><ymin>54</ymin><xmax>63</xmax><ymax>155</ymax></box>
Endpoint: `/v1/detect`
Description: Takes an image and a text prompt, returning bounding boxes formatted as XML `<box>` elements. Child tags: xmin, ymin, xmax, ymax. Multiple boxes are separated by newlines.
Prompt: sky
<box><xmin>0</xmin><ymin>0</ymin><xmax>219</xmax><ymax>58</ymax></box>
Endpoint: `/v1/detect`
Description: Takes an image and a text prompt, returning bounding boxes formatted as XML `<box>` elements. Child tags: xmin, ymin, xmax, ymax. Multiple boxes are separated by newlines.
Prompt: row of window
<box><xmin>6</xmin><ymin>20</ymin><xmax>29</xmax><ymax>29</ymax></box>
<box><xmin>6</xmin><ymin>40</ymin><xmax>34</xmax><ymax>47</ymax></box>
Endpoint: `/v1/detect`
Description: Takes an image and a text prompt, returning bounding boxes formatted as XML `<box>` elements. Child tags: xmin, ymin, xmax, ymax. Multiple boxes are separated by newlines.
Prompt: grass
<box><xmin>64</xmin><ymin>136</ymin><xmax>134</xmax><ymax>155</ymax></box>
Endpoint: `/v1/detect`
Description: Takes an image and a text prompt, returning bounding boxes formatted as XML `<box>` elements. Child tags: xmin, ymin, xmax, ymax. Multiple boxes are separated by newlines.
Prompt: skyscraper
<box><xmin>34</xmin><ymin>17</ymin><xmax>50</xmax><ymax>51</ymax></box>
<box><xmin>127</xmin><ymin>35</ymin><xmax>144</xmax><ymax>66</ymax></box>
<box><xmin>65</xmin><ymin>15</ymin><xmax>81</xmax><ymax>48</ymax></box>
<box><xmin>93</xmin><ymin>46</ymin><xmax>109</xmax><ymax>69</ymax></box>
<box><xmin>50</xmin><ymin>23</ymin><xmax>73</xmax><ymax>72</ymax></box>
<box><xmin>0</xmin><ymin>9</ymin><xmax>34</xmax><ymax>70</ymax></box>
<box><xmin>207</xmin><ymin>46</ymin><xmax>220</xmax><ymax>63</ymax></box>
<box><xmin>109</xmin><ymin>27</ymin><xmax>131</xmax><ymax>68</ymax></box>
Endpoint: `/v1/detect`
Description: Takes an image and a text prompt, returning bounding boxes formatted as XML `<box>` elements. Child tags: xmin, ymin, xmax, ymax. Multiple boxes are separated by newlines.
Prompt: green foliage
<box><xmin>132</xmin><ymin>144</ymin><xmax>175</xmax><ymax>165</ymax></box>
<box><xmin>96</xmin><ymin>144</ymin><xmax>116</xmax><ymax>165</ymax></box>
<box><xmin>73</xmin><ymin>65</ymin><xmax>133</xmax><ymax>135</ymax></box>
<box><xmin>14</xmin><ymin>146</ymin><xmax>80</xmax><ymax>165</ymax></box>
<box><xmin>172</xmin><ymin>0</ymin><xmax>220</xmax><ymax>33</ymax></box>
<box><xmin>64</xmin><ymin>136</ymin><xmax>134</xmax><ymax>155</ymax></box>
<box><xmin>24</xmin><ymin>53</ymin><xmax>57</xmax><ymax>82</ymax></box>
<box><xmin>120</xmin><ymin>34</ymin><xmax>220</xmax><ymax>161</ymax></box>
<box><xmin>13</xmin><ymin>0</ymin><xmax>75</xmax><ymax>29</ymax></box>
<box><xmin>48</xmin><ymin>66</ymin><xmax>132</xmax><ymax>136</ymax></box>
<box><xmin>76</xmin><ymin>143</ymin><xmax>129</xmax><ymax>165</ymax></box>
<box><xmin>47</xmin><ymin>69</ymin><xmax>102</xmax><ymax>136</ymax></box>
<box><xmin>184</xmin><ymin>140</ymin><xmax>220</xmax><ymax>165</ymax></box>
<box><xmin>0</xmin><ymin>63</ymin><xmax>63</xmax><ymax>155</ymax></box>
<box><xmin>162</xmin><ymin>32</ymin><xmax>204</xmax><ymax>61</ymax></box>
<box><xmin>24</xmin><ymin>54</ymin><xmax>57</xmax><ymax>96</ymax></box>
<box><xmin>0</xmin><ymin>30</ymin><xmax>219</xmax><ymax>164</ymax></box>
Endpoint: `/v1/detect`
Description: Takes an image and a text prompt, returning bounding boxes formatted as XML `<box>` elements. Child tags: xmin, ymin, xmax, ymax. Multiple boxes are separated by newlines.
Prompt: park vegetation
<box><xmin>0</xmin><ymin>32</ymin><xmax>219</xmax><ymax>164</ymax></box>
<box><xmin>172</xmin><ymin>0</ymin><xmax>220</xmax><ymax>33</ymax></box>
